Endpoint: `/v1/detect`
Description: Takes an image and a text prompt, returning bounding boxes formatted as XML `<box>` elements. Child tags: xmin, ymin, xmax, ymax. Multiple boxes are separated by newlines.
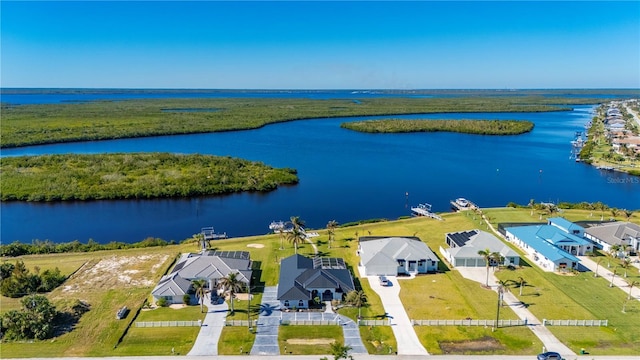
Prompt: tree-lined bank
<box><xmin>341</xmin><ymin>119</ymin><xmax>534</xmax><ymax>135</ymax></box>
<box><xmin>1</xmin><ymin>96</ymin><xmax>598</xmax><ymax>148</ymax></box>
<box><xmin>0</xmin><ymin>153</ymin><xmax>298</xmax><ymax>201</ymax></box>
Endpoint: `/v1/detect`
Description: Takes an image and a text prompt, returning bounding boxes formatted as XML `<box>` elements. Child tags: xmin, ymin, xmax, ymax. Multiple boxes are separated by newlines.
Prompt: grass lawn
<box><xmin>278</xmin><ymin>325</ymin><xmax>343</xmax><ymax>355</ymax></box>
<box><xmin>415</xmin><ymin>326</ymin><xmax>541</xmax><ymax>355</ymax></box>
<box><xmin>218</xmin><ymin>326</ymin><xmax>257</xmax><ymax>355</ymax></box>
<box><xmin>2</xmin><ymin>208</ymin><xmax>640</xmax><ymax>356</ymax></box>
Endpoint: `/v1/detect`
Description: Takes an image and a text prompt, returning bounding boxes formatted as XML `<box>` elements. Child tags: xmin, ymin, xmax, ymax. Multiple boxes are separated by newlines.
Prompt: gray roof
<box><xmin>170</xmin><ymin>252</ymin><xmax>252</xmax><ymax>284</ymax></box>
<box><xmin>359</xmin><ymin>236</ymin><xmax>438</xmax><ymax>269</ymax></box>
<box><xmin>446</xmin><ymin>230</ymin><xmax>519</xmax><ymax>259</ymax></box>
<box><xmin>152</xmin><ymin>272</ymin><xmax>192</xmax><ymax>297</ymax></box>
<box><xmin>277</xmin><ymin>254</ymin><xmax>355</xmax><ymax>301</ymax></box>
<box><xmin>585</xmin><ymin>222</ymin><xmax>640</xmax><ymax>246</ymax></box>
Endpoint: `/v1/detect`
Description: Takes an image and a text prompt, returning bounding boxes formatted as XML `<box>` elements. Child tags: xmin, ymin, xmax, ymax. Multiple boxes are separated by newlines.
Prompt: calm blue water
<box><xmin>1</xmin><ymin>91</ymin><xmax>638</xmax><ymax>244</ymax></box>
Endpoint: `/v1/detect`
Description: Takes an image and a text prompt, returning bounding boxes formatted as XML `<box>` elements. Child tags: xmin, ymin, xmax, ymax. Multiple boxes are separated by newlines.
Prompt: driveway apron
<box><xmin>250</xmin><ymin>286</ymin><xmax>281</xmax><ymax>355</ymax></box>
<box><xmin>456</xmin><ymin>267</ymin><xmax>575</xmax><ymax>356</ymax></box>
<box><xmin>367</xmin><ymin>275</ymin><xmax>429</xmax><ymax>355</ymax></box>
<box><xmin>187</xmin><ymin>296</ymin><xmax>229</xmax><ymax>356</ymax></box>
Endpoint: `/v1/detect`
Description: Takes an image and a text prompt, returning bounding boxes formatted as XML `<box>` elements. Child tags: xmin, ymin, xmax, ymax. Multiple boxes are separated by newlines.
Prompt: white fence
<box><xmin>412</xmin><ymin>319</ymin><xmax>525</xmax><ymax>327</ymax></box>
<box><xmin>135</xmin><ymin>320</ymin><xmax>201</xmax><ymax>327</ymax></box>
<box><xmin>358</xmin><ymin>319</ymin><xmax>390</xmax><ymax>326</ymax></box>
<box><xmin>281</xmin><ymin>320</ymin><xmax>340</xmax><ymax>326</ymax></box>
<box><xmin>225</xmin><ymin>320</ymin><xmax>258</xmax><ymax>327</ymax></box>
<box><xmin>543</xmin><ymin>319</ymin><xmax>608</xmax><ymax>327</ymax></box>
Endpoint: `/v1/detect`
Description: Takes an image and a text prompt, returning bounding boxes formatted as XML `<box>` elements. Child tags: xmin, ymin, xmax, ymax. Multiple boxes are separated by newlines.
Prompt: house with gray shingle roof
<box><xmin>584</xmin><ymin>221</ymin><xmax>640</xmax><ymax>254</ymax></box>
<box><xmin>441</xmin><ymin>230</ymin><xmax>520</xmax><ymax>267</ymax></box>
<box><xmin>152</xmin><ymin>250</ymin><xmax>252</xmax><ymax>305</ymax></box>
<box><xmin>358</xmin><ymin>236</ymin><xmax>439</xmax><ymax>276</ymax></box>
<box><xmin>277</xmin><ymin>254</ymin><xmax>355</xmax><ymax>310</ymax></box>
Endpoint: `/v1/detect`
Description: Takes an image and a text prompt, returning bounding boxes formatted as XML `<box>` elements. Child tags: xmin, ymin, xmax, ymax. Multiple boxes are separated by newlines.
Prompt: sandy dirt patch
<box><xmin>439</xmin><ymin>336</ymin><xmax>504</xmax><ymax>353</ymax></box>
<box><xmin>247</xmin><ymin>243</ymin><xmax>265</xmax><ymax>248</ymax></box>
<box><xmin>286</xmin><ymin>339</ymin><xmax>334</xmax><ymax>345</ymax></box>
<box><xmin>234</xmin><ymin>293</ymin><xmax>254</xmax><ymax>301</ymax></box>
<box><xmin>169</xmin><ymin>304</ymin><xmax>187</xmax><ymax>309</ymax></box>
<box><xmin>61</xmin><ymin>254</ymin><xmax>170</xmax><ymax>293</ymax></box>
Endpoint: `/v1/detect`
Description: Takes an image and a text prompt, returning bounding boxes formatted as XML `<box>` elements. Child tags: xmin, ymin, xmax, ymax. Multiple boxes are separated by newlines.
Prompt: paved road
<box><xmin>187</xmin><ymin>295</ymin><xmax>229</xmax><ymax>356</ymax></box>
<box><xmin>363</xmin><ymin>269</ymin><xmax>429</xmax><ymax>356</ymax></box>
<box><xmin>23</xmin><ymin>355</ymin><xmax>640</xmax><ymax>360</ymax></box>
<box><xmin>624</xmin><ymin>103</ymin><xmax>640</xmax><ymax>128</ymax></box>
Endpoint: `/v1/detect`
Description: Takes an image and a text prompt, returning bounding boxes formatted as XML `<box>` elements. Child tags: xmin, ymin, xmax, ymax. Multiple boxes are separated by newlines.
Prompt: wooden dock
<box><xmin>411</xmin><ymin>203</ymin><xmax>443</xmax><ymax>221</ymax></box>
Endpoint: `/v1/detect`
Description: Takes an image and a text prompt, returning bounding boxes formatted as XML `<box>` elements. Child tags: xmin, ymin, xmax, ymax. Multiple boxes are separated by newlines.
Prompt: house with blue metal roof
<box><xmin>504</xmin><ymin>218</ymin><xmax>594</xmax><ymax>272</ymax></box>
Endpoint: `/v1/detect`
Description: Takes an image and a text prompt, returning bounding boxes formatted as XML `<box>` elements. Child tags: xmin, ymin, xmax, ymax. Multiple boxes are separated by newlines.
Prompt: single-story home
<box><xmin>440</xmin><ymin>229</ymin><xmax>520</xmax><ymax>268</ymax></box>
<box><xmin>152</xmin><ymin>250</ymin><xmax>252</xmax><ymax>304</ymax></box>
<box><xmin>358</xmin><ymin>236</ymin><xmax>439</xmax><ymax>276</ymax></box>
<box><xmin>584</xmin><ymin>221</ymin><xmax>640</xmax><ymax>254</ymax></box>
<box><xmin>504</xmin><ymin>218</ymin><xmax>592</xmax><ymax>272</ymax></box>
<box><xmin>277</xmin><ymin>254</ymin><xmax>355</xmax><ymax>310</ymax></box>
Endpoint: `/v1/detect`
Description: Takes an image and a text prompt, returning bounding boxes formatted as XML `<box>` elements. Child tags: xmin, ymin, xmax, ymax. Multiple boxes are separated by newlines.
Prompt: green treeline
<box><xmin>340</xmin><ymin>119</ymin><xmax>534</xmax><ymax>135</ymax></box>
<box><xmin>1</xmin><ymin>96</ymin><xmax>597</xmax><ymax>148</ymax></box>
<box><xmin>0</xmin><ymin>237</ymin><xmax>174</xmax><ymax>257</ymax></box>
<box><xmin>0</xmin><ymin>153</ymin><xmax>298</xmax><ymax>201</ymax></box>
<box><xmin>0</xmin><ymin>260</ymin><xmax>66</xmax><ymax>298</ymax></box>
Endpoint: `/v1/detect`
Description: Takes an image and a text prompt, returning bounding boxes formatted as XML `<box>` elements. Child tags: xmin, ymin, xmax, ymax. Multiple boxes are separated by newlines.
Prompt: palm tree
<box><xmin>623</xmin><ymin>209</ymin><xmax>634</xmax><ymax>221</ymax></box>
<box><xmin>528</xmin><ymin>199</ymin><xmax>535</xmax><ymax>216</ymax></box>
<box><xmin>594</xmin><ymin>257</ymin><xmax>603</xmax><ymax>277</ymax></box>
<box><xmin>478</xmin><ymin>248</ymin><xmax>493</xmax><ymax>287</ymax></box>
<box><xmin>287</xmin><ymin>225</ymin><xmax>306</xmax><ymax>255</ymax></box>
<box><xmin>329</xmin><ymin>341</ymin><xmax>352</xmax><ymax>360</ymax></box>
<box><xmin>191</xmin><ymin>279</ymin><xmax>208</xmax><ymax>313</ymax></box>
<box><xmin>609</xmin><ymin>266</ymin><xmax>618</xmax><ymax>288</ymax></box>
<box><xmin>497</xmin><ymin>279</ymin><xmax>509</xmax><ymax>307</ymax></box>
<box><xmin>610</xmin><ymin>208</ymin><xmax>619</xmax><ymax>220</ymax></box>
<box><xmin>218</xmin><ymin>272</ymin><xmax>245</xmax><ymax>314</ymax></box>
<box><xmin>627</xmin><ymin>279</ymin><xmax>639</xmax><ymax>300</ymax></box>
<box><xmin>621</xmin><ymin>258</ymin><xmax>631</xmax><ymax>278</ymax></box>
<box><xmin>346</xmin><ymin>289</ymin><xmax>367</xmax><ymax>319</ymax></box>
<box><xmin>326</xmin><ymin>220</ymin><xmax>338</xmax><ymax>249</ymax></box>
<box><xmin>517</xmin><ymin>276</ymin><xmax>526</xmax><ymax>296</ymax></box>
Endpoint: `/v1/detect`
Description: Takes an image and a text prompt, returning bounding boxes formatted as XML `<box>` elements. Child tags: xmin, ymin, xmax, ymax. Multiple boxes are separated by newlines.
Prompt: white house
<box><xmin>441</xmin><ymin>229</ymin><xmax>520</xmax><ymax>268</ymax></box>
<box><xmin>584</xmin><ymin>221</ymin><xmax>640</xmax><ymax>255</ymax></box>
<box><xmin>358</xmin><ymin>236</ymin><xmax>439</xmax><ymax>276</ymax></box>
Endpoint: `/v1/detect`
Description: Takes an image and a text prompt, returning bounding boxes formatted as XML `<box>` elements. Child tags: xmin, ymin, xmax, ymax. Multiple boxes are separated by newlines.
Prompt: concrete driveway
<box><xmin>187</xmin><ymin>295</ymin><xmax>229</xmax><ymax>356</ymax></box>
<box><xmin>456</xmin><ymin>267</ymin><xmax>575</xmax><ymax>356</ymax></box>
<box><xmin>364</xmin><ymin>271</ymin><xmax>429</xmax><ymax>356</ymax></box>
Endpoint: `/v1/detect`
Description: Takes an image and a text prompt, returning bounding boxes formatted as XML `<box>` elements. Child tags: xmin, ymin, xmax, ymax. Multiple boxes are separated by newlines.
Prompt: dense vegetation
<box><xmin>0</xmin><ymin>153</ymin><xmax>298</xmax><ymax>201</ymax></box>
<box><xmin>0</xmin><ymin>237</ymin><xmax>174</xmax><ymax>257</ymax></box>
<box><xmin>340</xmin><ymin>119</ymin><xmax>534</xmax><ymax>135</ymax></box>
<box><xmin>1</xmin><ymin>295</ymin><xmax>59</xmax><ymax>340</ymax></box>
<box><xmin>0</xmin><ymin>96</ymin><xmax>601</xmax><ymax>148</ymax></box>
<box><xmin>0</xmin><ymin>260</ymin><xmax>66</xmax><ymax>297</ymax></box>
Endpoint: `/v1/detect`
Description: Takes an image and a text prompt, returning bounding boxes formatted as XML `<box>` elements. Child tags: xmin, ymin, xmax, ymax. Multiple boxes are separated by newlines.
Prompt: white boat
<box><xmin>450</xmin><ymin>198</ymin><xmax>474</xmax><ymax>211</ymax></box>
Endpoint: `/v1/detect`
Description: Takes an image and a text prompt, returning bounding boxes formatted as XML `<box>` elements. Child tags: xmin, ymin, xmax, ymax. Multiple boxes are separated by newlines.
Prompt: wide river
<box><xmin>1</xmin><ymin>90</ymin><xmax>639</xmax><ymax>243</ymax></box>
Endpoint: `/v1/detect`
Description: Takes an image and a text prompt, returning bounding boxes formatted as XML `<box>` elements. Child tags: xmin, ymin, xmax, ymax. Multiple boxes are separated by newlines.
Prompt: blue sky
<box><xmin>2</xmin><ymin>1</ymin><xmax>639</xmax><ymax>89</ymax></box>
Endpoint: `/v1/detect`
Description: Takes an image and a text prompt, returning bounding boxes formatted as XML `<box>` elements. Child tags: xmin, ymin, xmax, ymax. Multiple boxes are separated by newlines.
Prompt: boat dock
<box><xmin>201</xmin><ymin>226</ymin><xmax>227</xmax><ymax>240</ymax></box>
<box><xmin>450</xmin><ymin>198</ymin><xmax>477</xmax><ymax>212</ymax></box>
<box><xmin>410</xmin><ymin>203</ymin><xmax>443</xmax><ymax>221</ymax></box>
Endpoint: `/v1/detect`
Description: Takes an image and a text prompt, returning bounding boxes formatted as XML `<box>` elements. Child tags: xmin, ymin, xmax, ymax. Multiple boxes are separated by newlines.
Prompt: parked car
<box><xmin>378</xmin><ymin>276</ymin><xmax>390</xmax><ymax>286</ymax></box>
<box><xmin>537</xmin><ymin>351</ymin><xmax>562</xmax><ymax>360</ymax></box>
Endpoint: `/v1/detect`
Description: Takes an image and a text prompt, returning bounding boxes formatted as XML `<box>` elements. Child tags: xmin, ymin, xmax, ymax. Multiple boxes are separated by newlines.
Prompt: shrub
<box><xmin>156</xmin><ymin>298</ymin><xmax>168</xmax><ymax>307</ymax></box>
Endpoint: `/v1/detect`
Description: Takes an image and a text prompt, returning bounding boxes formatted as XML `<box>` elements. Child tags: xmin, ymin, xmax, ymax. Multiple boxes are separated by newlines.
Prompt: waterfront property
<box><xmin>504</xmin><ymin>218</ymin><xmax>593</xmax><ymax>272</ymax></box>
<box><xmin>277</xmin><ymin>254</ymin><xmax>355</xmax><ymax>310</ymax></box>
<box><xmin>358</xmin><ymin>236</ymin><xmax>439</xmax><ymax>276</ymax></box>
<box><xmin>152</xmin><ymin>250</ymin><xmax>252</xmax><ymax>304</ymax></box>
<box><xmin>440</xmin><ymin>229</ymin><xmax>520</xmax><ymax>267</ymax></box>
<box><xmin>584</xmin><ymin>221</ymin><xmax>640</xmax><ymax>254</ymax></box>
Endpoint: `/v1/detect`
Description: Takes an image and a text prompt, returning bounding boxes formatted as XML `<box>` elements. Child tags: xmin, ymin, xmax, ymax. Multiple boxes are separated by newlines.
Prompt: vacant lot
<box><xmin>1</xmin><ymin>208</ymin><xmax>638</xmax><ymax>356</ymax></box>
